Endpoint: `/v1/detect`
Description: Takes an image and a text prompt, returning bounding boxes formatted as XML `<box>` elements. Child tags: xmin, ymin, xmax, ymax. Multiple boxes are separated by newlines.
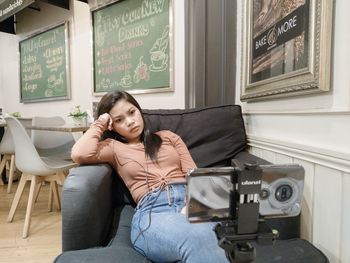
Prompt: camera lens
<box><xmin>275</xmin><ymin>184</ymin><xmax>293</xmax><ymax>202</ymax></box>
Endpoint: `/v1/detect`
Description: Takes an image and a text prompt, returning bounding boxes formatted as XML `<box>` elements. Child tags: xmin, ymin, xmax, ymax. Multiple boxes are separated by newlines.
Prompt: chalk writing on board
<box><xmin>20</xmin><ymin>22</ymin><xmax>70</xmax><ymax>102</ymax></box>
<box><xmin>93</xmin><ymin>0</ymin><xmax>172</xmax><ymax>93</ymax></box>
<box><xmin>149</xmin><ymin>25</ymin><xmax>169</xmax><ymax>72</ymax></box>
<box><xmin>133</xmin><ymin>56</ymin><xmax>150</xmax><ymax>83</ymax></box>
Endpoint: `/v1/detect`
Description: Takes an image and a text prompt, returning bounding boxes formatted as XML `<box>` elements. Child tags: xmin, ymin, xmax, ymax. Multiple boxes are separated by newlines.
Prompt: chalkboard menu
<box><xmin>92</xmin><ymin>0</ymin><xmax>172</xmax><ymax>94</ymax></box>
<box><xmin>19</xmin><ymin>22</ymin><xmax>70</xmax><ymax>103</ymax></box>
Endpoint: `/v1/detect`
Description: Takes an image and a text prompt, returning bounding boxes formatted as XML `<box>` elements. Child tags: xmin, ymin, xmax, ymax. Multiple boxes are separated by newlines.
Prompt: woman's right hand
<box><xmin>98</xmin><ymin>113</ymin><xmax>113</xmax><ymax>131</ymax></box>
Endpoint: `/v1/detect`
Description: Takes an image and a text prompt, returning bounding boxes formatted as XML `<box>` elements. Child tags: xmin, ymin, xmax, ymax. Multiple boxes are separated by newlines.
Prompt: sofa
<box><xmin>54</xmin><ymin>104</ymin><xmax>320</xmax><ymax>263</ymax></box>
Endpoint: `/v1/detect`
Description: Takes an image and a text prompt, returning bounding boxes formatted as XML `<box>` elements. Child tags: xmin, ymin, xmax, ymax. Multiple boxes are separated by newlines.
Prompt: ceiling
<box><xmin>0</xmin><ymin>0</ymin><xmax>88</xmax><ymax>34</ymax></box>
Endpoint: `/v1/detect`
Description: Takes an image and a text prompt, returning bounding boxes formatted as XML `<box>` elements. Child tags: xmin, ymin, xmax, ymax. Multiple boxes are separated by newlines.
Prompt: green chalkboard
<box><xmin>92</xmin><ymin>0</ymin><xmax>172</xmax><ymax>94</ymax></box>
<box><xmin>19</xmin><ymin>22</ymin><xmax>70</xmax><ymax>103</ymax></box>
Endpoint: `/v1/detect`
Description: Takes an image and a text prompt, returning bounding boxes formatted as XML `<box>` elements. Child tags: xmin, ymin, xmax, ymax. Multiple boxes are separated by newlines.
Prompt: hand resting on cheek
<box><xmin>98</xmin><ymin>113</ymin><xmax>113</xmax><ymax>131</ymax></box>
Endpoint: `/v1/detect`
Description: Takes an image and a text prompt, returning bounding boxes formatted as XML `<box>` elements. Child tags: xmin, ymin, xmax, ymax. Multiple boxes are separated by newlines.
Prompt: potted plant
<box><xmin>11</xmin><ymin>112</ymin><xmax>21</xmax><ymax>118</ymax></box>
<box><xmin>68</xmin><ymin>105</ymin><xmax>88</xmax><ymax>125</ymax></box>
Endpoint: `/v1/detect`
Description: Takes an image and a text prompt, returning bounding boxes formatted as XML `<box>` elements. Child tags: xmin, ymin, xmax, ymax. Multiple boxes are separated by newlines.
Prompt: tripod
<box><xmin>214</xmin><ymin>161</ymin><xmax>277</xmax><ymax>262</ymax></box>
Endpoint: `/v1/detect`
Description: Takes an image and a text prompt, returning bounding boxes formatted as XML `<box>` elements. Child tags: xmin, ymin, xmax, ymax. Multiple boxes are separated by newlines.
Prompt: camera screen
<box><xmin>186</xmin><ymin>164</ymin><xmax>304</xmax><ymax>223</ymax></box>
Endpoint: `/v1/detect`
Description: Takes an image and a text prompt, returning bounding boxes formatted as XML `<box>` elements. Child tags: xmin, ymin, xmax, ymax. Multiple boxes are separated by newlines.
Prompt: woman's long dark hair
<box><xmin>97</xmin><ymin>91</ymin><xmax>162</xmax><ymax>162</ymax></box>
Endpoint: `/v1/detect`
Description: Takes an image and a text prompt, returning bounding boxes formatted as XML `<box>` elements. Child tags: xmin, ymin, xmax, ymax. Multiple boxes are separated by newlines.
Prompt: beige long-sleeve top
<box><xmin>71</xmin><ymin>120</ymin><xmax>196</xmax><ymax>203</ymax></box>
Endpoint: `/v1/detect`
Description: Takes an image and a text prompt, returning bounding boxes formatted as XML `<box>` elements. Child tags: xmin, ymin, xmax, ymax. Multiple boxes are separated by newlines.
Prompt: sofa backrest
<box><xmin>142</xmin><ymin>105</ymin><xmax>247</xmax><ymax>167</ymax></box>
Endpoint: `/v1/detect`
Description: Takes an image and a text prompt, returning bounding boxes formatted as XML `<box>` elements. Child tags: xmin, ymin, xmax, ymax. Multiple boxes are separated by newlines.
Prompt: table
<box><xmin>25</xmin><ymin>123</ymin><xmax>90</xmax><ymax>132</ymax></box>
<box><xmin>1</xmin><ymin>118</ymin><xmax>90</xmax><ymax>133</ymax></box>
<box><xmin>1</xmin><ymin>117</ymin><xmax>33</xmax><ymax>136</ymax></box>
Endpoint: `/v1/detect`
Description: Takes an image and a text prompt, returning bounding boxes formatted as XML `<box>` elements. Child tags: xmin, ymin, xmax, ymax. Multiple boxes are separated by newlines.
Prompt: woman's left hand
<box><xmin>97</xmin><ymin>113</ymin><xmax>113</xmax><ymax>131</ymax></box>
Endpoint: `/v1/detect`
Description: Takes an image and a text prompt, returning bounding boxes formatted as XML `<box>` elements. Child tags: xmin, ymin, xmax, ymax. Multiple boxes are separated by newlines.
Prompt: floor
<box><xmin>0</xmin><ymin>180</ymin><xmax>61</xmax><ymax>263</ymax></box>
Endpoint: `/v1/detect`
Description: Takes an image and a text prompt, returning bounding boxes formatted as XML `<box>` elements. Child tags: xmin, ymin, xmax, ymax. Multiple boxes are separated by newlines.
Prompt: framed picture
<box><xmin>240</xmin><ymin>0</ymin><xmax>333</xmax><ymax>101</ymax></box>
<box><xmin>19</xmin><ymin>21</ymin><xmax>71</xmax><ymax>103</ymax></box>
<box><xmin>91</xmin><ymin>0</ymin><xmax>173</xmax><ymax>95</ymax></box>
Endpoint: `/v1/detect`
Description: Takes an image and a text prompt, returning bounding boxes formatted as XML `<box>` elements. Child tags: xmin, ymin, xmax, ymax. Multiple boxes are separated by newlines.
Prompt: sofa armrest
<box><xmin>62</xmin><ymin>164</ymin><xmax>114</xmax><ymax>251</ymax></box>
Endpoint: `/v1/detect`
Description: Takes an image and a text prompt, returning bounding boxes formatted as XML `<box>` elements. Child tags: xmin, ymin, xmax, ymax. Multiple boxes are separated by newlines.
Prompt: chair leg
<box><xmin>34</xmin><ymin>182</ymin><xmax>42</xmax><ymax>203</ymax></box>
<box><xmin>52</xmin><ymin>180</ymin><xmax>61</xmax><ymax>211</ymax></box>
<box><xmin>7</xmin><ymin>154</ymin><xmax>15</xmax><ymax>193</ymax></box>
<box><xmin>48</xmin><ymin>180</ymin><xmax>61</xmax><ymax>212</ymax></box>
<box><xmin>47</xmin><ymin>172</ymin><xmax>64</xmax><ymax>211</ymax></box>
<box><xmin>22</xmin><ymin>175</ymin><xmax>41</xmax><ymax>238</ymax></box>
<box><xmin>56</xmin><ymin>171</ymin><xmax>67</xmax><ymax>186</ymax></box>
<box><xmin>0</xmin><ymin>156</ymin><xmax>7</xmax><ymax>185</ymax></box>
<box><xmin>8</xmin><ymin>173</ymin><xmax>29</xmax><ymax>222</ymax></box>
<box><xmin>48</xmin><ymin>182</ymin><xmax>53</xmax><ymax>212</ymax></box>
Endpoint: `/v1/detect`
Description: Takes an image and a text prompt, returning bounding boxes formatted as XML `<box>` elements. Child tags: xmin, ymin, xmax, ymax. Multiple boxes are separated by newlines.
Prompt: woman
<box><xmin>71</xmin><ymin>91</ymin><xmax>228</xmax><ymax>263</ymax></box>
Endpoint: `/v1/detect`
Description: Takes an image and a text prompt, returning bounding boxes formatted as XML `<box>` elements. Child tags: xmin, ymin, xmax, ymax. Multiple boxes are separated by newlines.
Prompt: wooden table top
<box><xmin>0</xmin><ymin>117</ymin><xmax>90</xmax><ymax>132</ymax></box>
<box><xmin>25</xmin><ymin>124</ymin><xmax>90</xmax><ymax>132</ymax></box>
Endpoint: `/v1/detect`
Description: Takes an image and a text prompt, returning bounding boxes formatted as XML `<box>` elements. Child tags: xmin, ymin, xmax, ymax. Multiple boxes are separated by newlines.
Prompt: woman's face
<box><xmin>109</xmin><ymin>99</ymin><xmax>144</xmax><ymax>144</ymax></box>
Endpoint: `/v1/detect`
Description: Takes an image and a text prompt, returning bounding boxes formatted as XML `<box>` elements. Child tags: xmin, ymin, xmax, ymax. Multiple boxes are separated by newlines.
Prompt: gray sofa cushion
<box><xmin>143</xmin><ymin>105</ymin><xmax>247</xmax><ymax>167</ymax></box>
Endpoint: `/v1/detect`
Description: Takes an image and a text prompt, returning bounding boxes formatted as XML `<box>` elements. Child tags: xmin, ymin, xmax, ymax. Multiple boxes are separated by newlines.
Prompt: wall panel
<box><xmin>313</xmin><ymin>166</ymin><xmax>342</xmax><ymax>263</ymax></box>
<box><xmin>294</xmin><ymin>158</ymin><xmax>315</xmax><ymax>241</ymax></box>
<box><xmin>275</xmin><ymin>153</ymin><xmax>293</xmax><ymax>164</ymax></box>
<box><xmin>248</xmin><ymin>139</ymin><xmax>349</xmax><ymax>262</ymax></box>
<box><xmin>341</xmin><ymin>173</ymin><xmax>350</xmax><ymax>263</ymax></box>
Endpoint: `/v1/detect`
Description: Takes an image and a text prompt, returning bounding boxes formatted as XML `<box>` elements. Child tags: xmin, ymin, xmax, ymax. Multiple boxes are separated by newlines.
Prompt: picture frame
<box><xmin>19</xmin><ymin>21</ymin><xmax>71</xmax><ymax>103</ymax></box>
<box><xmin>240</xmin><ymin>0</ymin><xmax>333</xmax><ymax>101</ymax></box>
<box><xmin>91</xmin><ymin>0</ymin><xmax>173</xmax><ymax>95</ymax></box>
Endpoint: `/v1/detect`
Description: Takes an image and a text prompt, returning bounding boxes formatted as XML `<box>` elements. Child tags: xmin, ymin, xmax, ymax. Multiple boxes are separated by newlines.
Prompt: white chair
<box><xmin>0</xmin><ymin>126</ymin><xmax>18</xmax><ymax>193</ymax></box>
<box><xmin>31</xmin><ymin>116</ymin><xmax>76</xmax><ymax>206</ymax></box>
<box><xmin>4</xmin><ymin>116</ymin><xmax>77</xmax><ymax>238</ymax></box>
<box><xmin>31</xmin><ymin>116</ymin><xmax>75</xmax><ymax>160</ymax></box>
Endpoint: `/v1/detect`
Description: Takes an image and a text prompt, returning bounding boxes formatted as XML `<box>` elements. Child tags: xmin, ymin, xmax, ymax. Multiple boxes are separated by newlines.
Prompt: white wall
<box><xmin>0</xmin><ymin>35</ymin><xmax>3</xmax><ymax>109</ymax></box>
<box><xmin>0</xmin><ymin>0</ymin><xmax>186</xmax><ymax>120</ymax></box>
<box><xmin>0</xmin><ymin>32</ymin><xmax>18</xmax><ymax>111</ymax></box>
<box><xmin>236</xmin><ymin>1</ymin><xmax>350</xmax><ymax>262</ymax></box>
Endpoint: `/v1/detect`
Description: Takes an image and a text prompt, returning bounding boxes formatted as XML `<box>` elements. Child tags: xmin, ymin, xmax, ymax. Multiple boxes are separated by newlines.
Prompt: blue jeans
<box><xmin>130</xmin><ymin>184</ymin><xmax>229</xmax><ymax>263</ymax></box>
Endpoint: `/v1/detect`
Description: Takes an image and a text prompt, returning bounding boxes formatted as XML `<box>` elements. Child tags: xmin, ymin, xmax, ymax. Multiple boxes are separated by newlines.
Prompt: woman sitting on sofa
<box><xmin>71</xmin><ymin>91</ymin><xmax>229</xmax><ymax>263</ymax></box>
